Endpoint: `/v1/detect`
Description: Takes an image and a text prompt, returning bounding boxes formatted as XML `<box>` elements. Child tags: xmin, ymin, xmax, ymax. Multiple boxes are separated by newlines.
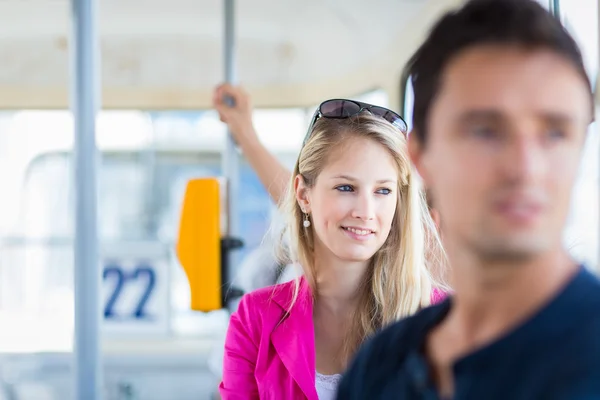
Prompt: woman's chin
<box><xmin>334</xmin><ymin>249</ymin><xmax>378</xmax><ymax>263</ymax></box>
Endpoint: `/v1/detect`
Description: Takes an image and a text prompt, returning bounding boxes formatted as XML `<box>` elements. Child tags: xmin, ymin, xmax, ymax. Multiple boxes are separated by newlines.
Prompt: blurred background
<box><xmin>0</xmin><ymin>0</ymin><xmax>596</xmax><ymax>398</ymax></box>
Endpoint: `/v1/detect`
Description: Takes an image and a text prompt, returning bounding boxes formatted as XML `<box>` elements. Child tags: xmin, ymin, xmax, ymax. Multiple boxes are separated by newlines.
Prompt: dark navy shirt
<box><xmin>336</xmin><ymin>266</ymin><xmax>600</xmax><ymax>400</ymax></box>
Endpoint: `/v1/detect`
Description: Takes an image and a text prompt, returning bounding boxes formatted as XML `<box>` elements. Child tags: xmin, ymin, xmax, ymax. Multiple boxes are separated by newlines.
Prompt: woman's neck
<box><xmin>312</xmin><ymin>251</ymin><xmax>369</xmax><ymax>315</ymax></box>
<box><xmin>312</xmin><ymin>254</ymin><xmax>369</xmax><ymax>375</ymax></box>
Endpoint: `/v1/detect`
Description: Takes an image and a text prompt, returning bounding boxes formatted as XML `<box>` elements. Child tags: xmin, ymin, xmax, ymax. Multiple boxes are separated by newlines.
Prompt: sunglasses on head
<box><xmin>302</xmin><ymin>99</ymin><xmax>408</xmax><ymax>146</ymax></box>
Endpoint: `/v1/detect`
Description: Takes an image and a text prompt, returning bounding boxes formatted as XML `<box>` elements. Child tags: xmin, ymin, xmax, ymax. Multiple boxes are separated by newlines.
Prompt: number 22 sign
<box><xmin>103</xmin><ymin>264</ymin><xmax>156</xmax><ymax>319</ymax></box>
<box><xmin>101</xmin><ymin>258</ymin><xmax>170</xmax><ymax>336</ymax></box>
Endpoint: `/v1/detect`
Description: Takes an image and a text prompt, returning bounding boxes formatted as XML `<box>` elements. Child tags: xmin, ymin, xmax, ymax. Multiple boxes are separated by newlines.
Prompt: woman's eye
<box><xmin>336</xmin><ymin>185</ymin><xmax>353</xmax><ymax>192</ymax></box>
<box><xmin>335</xmin><ymin>185</ymin><xmax>393</xmax><ymax>195</ymax></box>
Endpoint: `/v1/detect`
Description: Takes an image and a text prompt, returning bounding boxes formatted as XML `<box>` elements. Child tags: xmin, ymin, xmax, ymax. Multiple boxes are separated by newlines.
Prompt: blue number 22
<box><xmin>103</xmin><ymin>264</ymin><xmax>156</xmax><ymax>320</ymax></box>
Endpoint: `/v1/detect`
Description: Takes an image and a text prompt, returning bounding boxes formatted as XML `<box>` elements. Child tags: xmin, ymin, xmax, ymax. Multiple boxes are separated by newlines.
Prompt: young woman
<box><xmin>217</xmin><ymin>93</ymin><xmax>447</xmax><ymax>399</ymax></box>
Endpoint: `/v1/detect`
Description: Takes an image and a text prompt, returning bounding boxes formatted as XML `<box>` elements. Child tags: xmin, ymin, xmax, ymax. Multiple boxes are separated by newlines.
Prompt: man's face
<box><xmin>412</xmin><ymin>45</ymin><xmax>591</xmax><ymax>262</ymax></box>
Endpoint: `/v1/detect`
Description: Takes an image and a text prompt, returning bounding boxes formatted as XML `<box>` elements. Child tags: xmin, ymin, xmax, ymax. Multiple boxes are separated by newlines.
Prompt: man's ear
<box><xmin>294</xmin><ymin>174</ymin><xmax>311</xmax><ymax>212</ymax></box>
<box><xmin>408</xmin><ymin>130</ymin><xmax>431</xmax><ymax>186</ymax></box>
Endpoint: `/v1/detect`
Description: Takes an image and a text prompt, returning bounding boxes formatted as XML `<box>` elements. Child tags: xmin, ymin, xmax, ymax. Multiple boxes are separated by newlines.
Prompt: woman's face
<box><xmin>297</xmin><ymin>136</ymin><xmax>399</xmax><ymax>263</ymax></box>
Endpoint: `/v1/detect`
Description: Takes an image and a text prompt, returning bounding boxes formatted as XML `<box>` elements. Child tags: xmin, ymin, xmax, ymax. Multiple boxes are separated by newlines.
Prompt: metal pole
<box><xmin>549</xmin><ymin>0</ymin><xmax>561</xmax><ymax>20</ymax></box>
<box><xmin>70</xmin><ymin>0</ymin><xmax>102</xmax><ymax>397</ymax></box>
<box><xmin>223</xmin><ymin>0</ymin><xmax>240</xmax><ymax>272</ymax></box>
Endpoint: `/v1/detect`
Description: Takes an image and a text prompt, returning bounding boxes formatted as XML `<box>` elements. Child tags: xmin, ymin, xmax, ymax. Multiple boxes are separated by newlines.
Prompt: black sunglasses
<box><xmin>302</xmin><ymin>99</ymin><xmax>408</xmax><ymax>146</ymax></box>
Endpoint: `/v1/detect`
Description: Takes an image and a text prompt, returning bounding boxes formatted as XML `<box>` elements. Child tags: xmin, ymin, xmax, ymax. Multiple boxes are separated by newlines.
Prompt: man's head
<box><xmin>408</xmin><ymin>0</ymin><xmax>594</xmax><ymax>263</ymax></box>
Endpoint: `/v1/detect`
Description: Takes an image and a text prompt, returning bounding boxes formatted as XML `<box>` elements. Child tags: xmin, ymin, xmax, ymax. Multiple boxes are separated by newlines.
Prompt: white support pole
<box><xmin>70</xmin><ymin>0</ymin><xmax>102</xmax><ymax>397</ymax></box>
<box><xmin>223</xmin><ymin>0</ymin><xmax>240</xmax><ymax>278</ymax></box>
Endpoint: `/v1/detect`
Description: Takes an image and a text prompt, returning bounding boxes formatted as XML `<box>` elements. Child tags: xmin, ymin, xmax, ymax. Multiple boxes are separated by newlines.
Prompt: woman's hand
<box><xmin>212</xmin><ymin>82</ymin><xmax>291</xmax><ymax>204</ymax></box>
<box><xmin>213</xmin><ymin>83</ymin><xmax>258</xmax><ymax>145</ymax></box>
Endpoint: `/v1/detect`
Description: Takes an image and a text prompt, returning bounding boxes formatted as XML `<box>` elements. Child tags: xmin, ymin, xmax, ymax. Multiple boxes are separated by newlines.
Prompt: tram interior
<box><xmin>0</xmin><ymin>0</ymin><xmax>597</xmax><ymax>398</ymax></box>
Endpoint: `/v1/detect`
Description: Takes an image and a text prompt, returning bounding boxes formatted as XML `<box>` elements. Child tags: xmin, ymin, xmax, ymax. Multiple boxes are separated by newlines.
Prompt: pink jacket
<box><xmin>219</xmin><ymin>277</ymin><xmax>446</xmax><ymax>399</ymax></box>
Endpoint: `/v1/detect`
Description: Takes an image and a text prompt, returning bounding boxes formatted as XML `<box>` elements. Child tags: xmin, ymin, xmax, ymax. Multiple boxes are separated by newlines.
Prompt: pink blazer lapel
<box><xmin>269</xmin><ymin>277</ymin><xmax>319</xmax><ymax>400</ymax></box>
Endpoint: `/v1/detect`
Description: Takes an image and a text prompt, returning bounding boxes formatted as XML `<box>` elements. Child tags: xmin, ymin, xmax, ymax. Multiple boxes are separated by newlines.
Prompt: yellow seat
<box><xmin>176</xmin><ymin>178</ymin><xmax>223</xmax><ymax>312</ymax></box>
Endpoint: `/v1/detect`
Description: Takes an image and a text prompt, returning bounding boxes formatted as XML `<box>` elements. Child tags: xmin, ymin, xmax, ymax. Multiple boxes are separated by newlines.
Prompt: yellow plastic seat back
<box><xmin>176</xmin><ymin>178</ymin><xmax>222</xmax><ymax>312</ymax></box>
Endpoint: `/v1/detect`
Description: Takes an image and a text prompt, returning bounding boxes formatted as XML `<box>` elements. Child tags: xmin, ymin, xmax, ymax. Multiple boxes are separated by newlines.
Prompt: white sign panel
<box><xmin>101</xmin><ymin>242</ymin><xmax>171</xmax><ymax>337</ymax></box>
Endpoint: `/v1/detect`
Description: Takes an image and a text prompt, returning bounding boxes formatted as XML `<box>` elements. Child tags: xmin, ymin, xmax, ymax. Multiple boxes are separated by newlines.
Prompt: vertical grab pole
<box><xmin>222</xmin><ymin>0</ymin><xmax>240</xmax><ymax>296</ymax></box>
<box><xmin>551</xmin><ymin>0</ymin><xmax>560</xmax><ymax>19</ymax></box>
<box><xmin>70</xmin><ymin>0</ymin><xmax>102</xmax><ymax>397</ymax></box>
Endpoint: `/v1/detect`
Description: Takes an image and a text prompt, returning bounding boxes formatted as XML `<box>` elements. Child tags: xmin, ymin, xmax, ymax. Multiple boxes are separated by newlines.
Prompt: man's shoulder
<box><xmin>578</xmin><ymin>266</ymin><xmax>600</xmax><ymax>291</ymax></box>
<box><xmin>562</xmin><ymin>304</ymin><xmax>600</xmax><ymax>355</ymax></box>
<box><xmin>337</xmin><ymin>300</ymin><xmax>450</xmax><ymax>397</ymax></box>
<box><xmin>568</xmin><ymin>267</ymin><xmax>600</xmax><ymax>328</ymax></box>
<box><xmin>542</xmin><ymin>315</ymin><xmax>600</xmax><ymax>399</ymax></box>
<box><xmin>362</xmin><ymin>301</ymin><xmax>448</xmax><ymax>359</ymax></box>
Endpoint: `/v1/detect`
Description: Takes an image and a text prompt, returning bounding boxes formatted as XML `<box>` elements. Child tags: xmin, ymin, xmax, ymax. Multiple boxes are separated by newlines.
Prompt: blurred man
<box><xmin>337</xmin><ymin>0</ymin><xmax>600</xmax><ymax>398</ymax></box>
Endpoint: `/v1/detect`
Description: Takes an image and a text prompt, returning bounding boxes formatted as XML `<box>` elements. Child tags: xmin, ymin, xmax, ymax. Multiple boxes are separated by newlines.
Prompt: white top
<box><xmin>315</xmin><ymin>371</ymin><xmax>342</xmax><ymax>400</ymax></box>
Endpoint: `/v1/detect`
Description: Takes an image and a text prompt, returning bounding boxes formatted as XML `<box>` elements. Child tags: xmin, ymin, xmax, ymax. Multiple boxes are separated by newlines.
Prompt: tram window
<box><xmin>403</xmin><ymin>78</ymin><xmax>414</xmax><ymax>131</ymax></box>
<box><xmin>252</xmin><ymin>108</ymin><xmax>307</xmax><ymax>154</ymax></box>
<box><xmin>558</xmin><ymin>0</ymin><xmax>598</xmax><ymax>86</ymax></box>
<box><xmin>0</xmin><ymin>108</ymin><xmax>307</xmax><ymax>350</ymax></box>
<box><xmin>536</xmin><ymin>0</ymin><xmax>551</xmax><ymax>10</ymax></box>
<box><xmin>354</xmin><ymin>88</ymin><xmax>389</xmax><ymax>108</ymax></box>
<box><xmin>0</xmin><ymin>112</ymin><xmax>20</xmax><ymax>236</ymax></box>
<box><xmin>558</xmin><ymin>0</ymin><xmax>599</xmax><ymax>270</ymax></box>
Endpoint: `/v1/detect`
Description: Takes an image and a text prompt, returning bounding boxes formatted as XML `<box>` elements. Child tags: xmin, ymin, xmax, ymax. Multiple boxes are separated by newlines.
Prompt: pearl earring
<box><xmin>303</xmin><ymin>212</ymin><xmax>311</xmax><ymax>228</ymax></box>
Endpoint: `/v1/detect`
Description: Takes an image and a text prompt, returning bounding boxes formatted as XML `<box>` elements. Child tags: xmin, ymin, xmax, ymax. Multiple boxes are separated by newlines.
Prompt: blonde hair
<box><xmin>274</xmin><ymin>112</ymin><xmax>447</xmax><ymax>365</ymax></box>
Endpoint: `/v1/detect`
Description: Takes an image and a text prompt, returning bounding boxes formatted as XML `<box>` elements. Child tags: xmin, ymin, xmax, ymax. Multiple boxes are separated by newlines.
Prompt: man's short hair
<box><xmin>407</xmin><ymin>0</ymin><xmax>593</xmax><ymax>143</ymax></box>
